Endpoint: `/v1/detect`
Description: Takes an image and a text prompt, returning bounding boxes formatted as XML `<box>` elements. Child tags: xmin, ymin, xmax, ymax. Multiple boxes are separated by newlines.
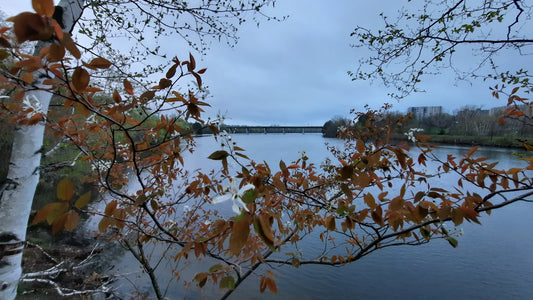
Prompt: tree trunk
<box><xmin>0</xmin><ymin>1</ymin><xmax>84</xmax><ymax>298</ymax></box>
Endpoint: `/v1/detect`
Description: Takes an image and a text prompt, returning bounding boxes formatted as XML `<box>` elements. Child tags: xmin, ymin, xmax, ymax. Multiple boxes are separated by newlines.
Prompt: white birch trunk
<box><xmin>0</xmin><ymin>1</ymin><xmax>84</xmax><ymax>298</ymax></box>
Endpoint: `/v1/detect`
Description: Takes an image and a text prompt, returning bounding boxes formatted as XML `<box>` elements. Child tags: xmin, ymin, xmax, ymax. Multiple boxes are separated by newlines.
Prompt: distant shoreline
<box><xmin>392</xmin><ymin>134</ymin><xmax>525</xmax><ymax>149</ymax></box>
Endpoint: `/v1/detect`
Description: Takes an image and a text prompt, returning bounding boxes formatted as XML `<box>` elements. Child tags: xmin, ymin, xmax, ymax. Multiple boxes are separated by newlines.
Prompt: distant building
<box><xmin>407</xmin><ymin>106</ymin><xmax>443</xmax><ymax>120</ymax></box>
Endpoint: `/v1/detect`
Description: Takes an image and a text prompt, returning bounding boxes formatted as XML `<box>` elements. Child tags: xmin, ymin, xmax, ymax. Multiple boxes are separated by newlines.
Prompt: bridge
<box><xmin>220</xmin><ymin>126</ymin><xmax>323</xmax><ymax>134</ymax></box>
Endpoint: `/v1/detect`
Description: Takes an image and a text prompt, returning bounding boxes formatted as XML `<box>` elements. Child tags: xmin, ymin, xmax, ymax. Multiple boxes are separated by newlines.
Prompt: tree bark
<box><xmin>0</xmin><ymin>1</ymin><xmax>84</xmax><ymax>299</ymax></box>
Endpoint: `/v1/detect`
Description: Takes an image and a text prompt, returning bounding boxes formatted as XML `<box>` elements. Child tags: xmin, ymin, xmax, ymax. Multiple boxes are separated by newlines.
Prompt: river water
<box><xmin>108</xmin><ymin>133</ymin><xmax>533</xmax><ymax>299</ymax></box>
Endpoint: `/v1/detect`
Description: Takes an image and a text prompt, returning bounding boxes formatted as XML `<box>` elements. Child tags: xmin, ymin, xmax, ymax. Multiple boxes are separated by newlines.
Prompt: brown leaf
<box><xmin>166</xmin><ymin>64</ymin><xmax>178</xmax><ymax>79</ymax></box>
<box><xmin>32</xmin><ymin>0</ymin><xmax>55</xmax><ymax>17</ymax></box>
<box><xmin>47</xmin><ymin>43</ymin><xmax>65</xmax><ymax>62</ymax></box>
<box><xmin>253</xmin><ymin>215</ymin><xmax>275</xmax><ymax>247</ymax></box>
<box><xmin>64</xmin><ymin>210</ymin><xmax>80</xmax><ymax>231</ymax></box>
<box><xmin>105</xmin><ymin>200</ymin><xmax>118</xmax><ymax>216</ymax></box>
<box><xmin>124</xmin><ymin>79</ymin><xmax>133</xmax><ymax>95</ymax></box>
<box><xmin>13</xmin><ymin>12</ymin><xmax>53</xmax><ymax>43</ymax></box>
<box><xmin>192</xmin><ymin>72</ymin><xmax>202</xmax><ymax>87</ymax></box>
<box><xmin>72</xmin><ymin>67</ymin><xmax>89</xmax><ymax>92</ymax></box>
<box><xmin>229</xmin><ymin>216</ymin><xmax>251</xmax><ymax>256</ymax></box>
<box><xmin>57</xmin><ymin>178</ymin><xmax>74</xmax><ymax>201</ymax></box>
<box><xmin>260</xmin><ymin>277</ymin><xmax>267</xmax><ymax>293</ymax></box>
<box><xmin>371</xmin><ymin>205</ymin><xmax>384</xmax><ymax>226</ymax></box>
<box><xmin>159</xmin><ymin>78</ymin><xmax>172</xmax><ymax>89</ymax></box>
<box><xmin>88</xmin><ymin>57</ymin><xmax>112</xmax><ymax>69</ymax></box>
<box><xmin>112</xmin><ymin>90</ymin><xmax>121</xmax><ymax>103</ymax></box>
<box><xmin>0</xmin><ymin>37</ymin><xmax>12</xmax><ymax>48</ymax></box>
<box><xmin>61</xmin><ymin>33</ymin><xmax>81</xmax><ymax>59</ymax></box>
<box><xmin>189</xmin><ymin>53</ymin><xmax>196</xmax><ymax>70</ymax></box>
<box><xmin>52</xmin><ymin>212</ymin><xmax>67</xmax><ymax>235</ymax></box>
<box><xmin>139</xmin><ymin>90</ymin><xmax>155</xmax><ymax>102</ymax></box>
<box><xmin>356</xmin><ymin>139</ymin><xmax>365</xmax><ymax>153</ymax></box>
<box><xmin>208</xmin><ymin>150</ymin><xmax>229</xmax><ymax>160</ymax></box>
<box><xmin>364</xmin><ymin>193</ymin><xmax>376</xmax><ymax>209</ymax></box>
<box><xmin>74</xmin><ymin>191</ymin><xmax>91</xmax><ymax>209</ymax></box>
<box><xmin>98</xmin><ymin>216</ymin><xmax>113</xmax><ymax>232</ymax></box>
<box><xmin>326</xmin><ymin>215</ymin><xmax>336</xmax><ymax>231</ymax></box>
<box><xmin>388</xmin><ymin>196</ymin><xmax>403</xmax><ymax>211</ymax></box>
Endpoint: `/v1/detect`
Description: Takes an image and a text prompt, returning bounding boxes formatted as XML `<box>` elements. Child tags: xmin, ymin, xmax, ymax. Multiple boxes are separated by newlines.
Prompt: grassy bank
<box><xmin>425</xmin><ymin>135</ymin><xmax>524</xmax><ymax>148</ymax></box>
<box><xmin>389</xmin><ymin>133</ymin><xmax>526</xmax><ymax>148</ymax></box>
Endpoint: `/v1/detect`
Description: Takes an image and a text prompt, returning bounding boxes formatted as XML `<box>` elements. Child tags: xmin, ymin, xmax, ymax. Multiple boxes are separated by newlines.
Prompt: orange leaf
<box><xmin>458</xmin><ymin>206</ymin><xmax>479</xmax><ymax>219</ymax></box>
<box><xmin>21</xmin><ymin>72</ymin><xmax>34</xmax><ymax>84</ymax></box>
<box><xmin>259</xmin><ymin>277</ymin><xmax>267</xmax><ymax>293</ymax></box>
<box><xmin>32</xmin><ymin>0</ymin><xmax>55</xmax><ymax>17</ymax></box>
<box><xmin>32</xmin><ymin>202</ymin><xmax>57</xmax><ymax>225</ymax></box>
<box><xmin>57</xmin><ymin>178</ymin><xmax>74</xmax><ymax>201</ymax></box>
<box><xmin>265</xmin><ymin>277</ymin><xmax>277</xmax><ymax>294</ymax></box>
<box><xmin>88</xmin><ymin>57</ymin><xmax>112</xmax><ymax>69</ymax></box>
<box><xmin>124</xmin><ymin>79</ymin><xmax>133</xmax><ymax>95</ymax></box>
<box><xmin>72</xmin><ymin>67</ymin><xmax>89</xmax><ymax>92</ymax></box>
<box><xmin>64</xmin><ymin>210</ymin><xmax>80</xmax><ymax>231</ymax></box>
<box><xmin>467</xmin><ymin>146</ymin><xmax>479</xmax><ymax>157</ymax></box>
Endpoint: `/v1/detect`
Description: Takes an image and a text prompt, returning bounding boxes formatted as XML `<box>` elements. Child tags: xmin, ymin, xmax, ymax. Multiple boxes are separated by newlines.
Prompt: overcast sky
<box><xmin>2</xmin><ymin>0</ymin><xmax>528</xmax><ymax>125</ymax></box>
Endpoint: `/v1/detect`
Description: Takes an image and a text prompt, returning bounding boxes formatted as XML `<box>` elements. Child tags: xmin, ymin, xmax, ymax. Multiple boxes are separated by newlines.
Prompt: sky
<box><xmin>2</xmin><ymin>0</ymin><xmax>530</xmax><ymax>126</ymax></box>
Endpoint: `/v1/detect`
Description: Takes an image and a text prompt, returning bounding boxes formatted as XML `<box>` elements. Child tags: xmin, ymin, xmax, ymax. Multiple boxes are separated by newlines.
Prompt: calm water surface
<box><xmin>110</xmin><ymin>134</ymin><xmax>533</xmax><ymax>299</ymax></box>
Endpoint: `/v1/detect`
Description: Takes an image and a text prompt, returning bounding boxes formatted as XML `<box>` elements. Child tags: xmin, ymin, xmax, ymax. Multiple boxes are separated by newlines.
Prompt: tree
<box><xmin>0</xmin><ymin>0</ymin><xmax>275</xmax><ymax>298</ymax></box>
<box><xmin>322</xmin><ymin>116</ymin><xmax>349</xmax><ymax>137</ymax></box>
<box><xmin>1</xmin><ymin>1</ymin><xmax>533</xmax><ymax>299</ymax></box>
<box><xmin>350</xmin><ymin>0</ymin><xmax>533</xmax><ymax>98</ymax></box>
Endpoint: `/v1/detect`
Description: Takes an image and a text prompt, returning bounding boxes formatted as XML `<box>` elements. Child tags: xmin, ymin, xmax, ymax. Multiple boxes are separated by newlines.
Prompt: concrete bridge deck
<box><xmin>220</xmin><ymin>126</ymin><xmax>322</xmax><ymax>134</ymax></box>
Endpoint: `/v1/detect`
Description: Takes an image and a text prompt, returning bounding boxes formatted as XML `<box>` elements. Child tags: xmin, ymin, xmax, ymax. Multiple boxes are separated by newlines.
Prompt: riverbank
<box><xmin>424</xmin><ymin>134</ymin><xmax>524</xmax><ymax>148</ymax></box>
<box><xmin>19</xmin><ymin>227</ymin><xmax>118</xmax><ymax>299</ymax></box>
<box><xmin>387</xmin><ymin>132</ymin><xmax>526</xmax><ymax>148</ymax></box>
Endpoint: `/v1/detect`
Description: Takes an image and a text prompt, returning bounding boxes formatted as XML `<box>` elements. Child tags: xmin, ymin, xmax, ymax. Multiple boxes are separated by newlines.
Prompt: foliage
<box><xmin>322</xmin><ymin>116</ymin><xmax>349</xmax><ymax>138</ymax></box>
<box><xmin>349</xmin><ymin>0</ymin><xmax>533</xmax><ymax>98</ymax></box>
<box><xmin>1</xmin><ymin>1</ymin><xmax>533</xmax><ymax>299</ymax></box>
<box><xmin>74</xmin><ymin>0</ymin><xmax>280</xmax><ymax>85</ymax></box>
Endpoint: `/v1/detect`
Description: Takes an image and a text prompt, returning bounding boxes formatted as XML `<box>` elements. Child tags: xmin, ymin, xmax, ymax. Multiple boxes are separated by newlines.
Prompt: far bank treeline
<box><xmin>322</xmin><ymin>105</ymin><xmax>533</xmax><ymax>147</ymax></box>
